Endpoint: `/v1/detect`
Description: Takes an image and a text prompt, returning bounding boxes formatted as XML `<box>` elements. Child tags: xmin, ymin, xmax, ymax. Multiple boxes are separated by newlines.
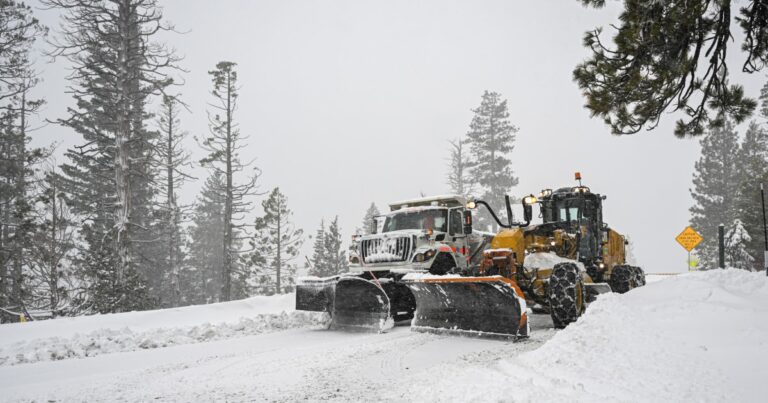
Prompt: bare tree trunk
<box><xmin>222</xmin><ymin>70</ymin><xmax>233</xmax><ymax>301</ymax></box>
<box><xmin>50</xmin><ymin>176</ymin><xmax>58</xmax><ymax>317</ymax></box>
<box><xmin>276</xmin><ymin>195</ymin><xmax>281</xmax><ymax>294</ymax></box>
<box><xmin>11</xmin><ymin>85</ymin><xmax>28</xmax><ymax>312</ymax></box>
<box><xmin>114</xmin><ymin>0</ymin><xmax>133</xmax><ymax>299</ymax></box>
<box><xmin>0</xmin><ymin>199</ymin><xmax>8</xmax><ymax>317</ymax></box>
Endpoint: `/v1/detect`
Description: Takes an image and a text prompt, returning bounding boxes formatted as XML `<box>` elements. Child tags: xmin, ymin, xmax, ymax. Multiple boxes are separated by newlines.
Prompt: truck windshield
<box><xmin>382</xmin><ymin>209</ymin><xmax>448</xmax><ymax>233</ymax></box>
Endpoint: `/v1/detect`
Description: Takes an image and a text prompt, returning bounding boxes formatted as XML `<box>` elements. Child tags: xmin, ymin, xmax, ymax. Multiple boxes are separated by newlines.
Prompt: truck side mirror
<box><xmin>463</xmin><ymin>211</ymin><xmax>473</xmax><ymax>234</ymax></box>
<box><xmin>523</xmin><ymin>203</ymin><xmax>533</xmax><ymax>223</ymax></box>
<box><xmin>371</xmin><ymin>218</ymin><xmax>378</xmax><ymax>234</ymax></box>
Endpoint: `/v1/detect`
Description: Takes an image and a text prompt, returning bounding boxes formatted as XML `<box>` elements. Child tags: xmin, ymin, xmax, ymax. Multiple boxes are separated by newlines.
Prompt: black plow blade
<box><xmin>331</xmin><ymin>277</ymin><xmax>393</xmax><ymax>332</ymax></box>
<box><xmin>296</xmin><ymin>276</ymin><xmax>337</xmax><ymax>312</ymax></box>
<box><xmin>405</xmin><ymin>277</ymin><xmax>529</xmax><ymax>339</ymax></box>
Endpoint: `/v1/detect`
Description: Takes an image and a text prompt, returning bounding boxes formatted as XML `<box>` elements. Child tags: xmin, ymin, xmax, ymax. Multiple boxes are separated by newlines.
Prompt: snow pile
<box><xmin>524</xmin><ymin>251</ymin><xmax>586</xmax><ymax>271</ymax></box>
<box><xmin>0</xmin><ymin>293</ymin><xmax>328</xmax><ymax>366</ymax></box>
<box><xmin>402</xmin><ymin>272</ymin><xmax>463</xmax><ymax>281</ymax></box>
<box><xmin>404</xmin><ymin>269</ymin><xmax>768</xmax><ymax>402</ymax></box>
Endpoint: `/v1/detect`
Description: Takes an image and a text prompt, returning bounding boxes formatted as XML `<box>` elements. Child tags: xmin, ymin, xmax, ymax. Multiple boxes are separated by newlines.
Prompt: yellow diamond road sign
<box><xmin>676</xmin><ymin>226</ymin><xmax>703</xmax><ymax>252</ymax></box>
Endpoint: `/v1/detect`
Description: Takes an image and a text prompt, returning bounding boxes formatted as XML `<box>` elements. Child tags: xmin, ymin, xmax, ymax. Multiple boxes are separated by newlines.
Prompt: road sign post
<box><xmin>718</xmin><ymin>224</ymin><xmax>725</xmax><ymax>269</ymax></box>
<box><xmin>676</xmin><ymin>227</ymin><xmax>703</xmax><ymax>272</ymax></box>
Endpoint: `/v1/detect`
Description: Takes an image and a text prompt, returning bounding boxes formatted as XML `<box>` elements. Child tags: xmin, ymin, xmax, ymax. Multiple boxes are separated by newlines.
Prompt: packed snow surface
<box><xmin>1</xmin><ymin>269</ymin><xmax>767</xmax><ymax>402</ymax></box>
<box><xmin>404</xmin><ymin>269</ymin><xmax>768</xmax><ymax>402</ymax></box>
<box><xmin>0</xmin><ymin>293</ymin><xmax>327</xmax><ymax>366</ymax></box>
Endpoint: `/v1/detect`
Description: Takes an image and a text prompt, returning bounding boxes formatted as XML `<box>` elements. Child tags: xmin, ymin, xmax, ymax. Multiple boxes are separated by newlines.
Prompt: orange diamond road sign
<box><xmin>676</xmin><ymin>226</ymin><xmax>703</xmax><ymax>252</ymax></box>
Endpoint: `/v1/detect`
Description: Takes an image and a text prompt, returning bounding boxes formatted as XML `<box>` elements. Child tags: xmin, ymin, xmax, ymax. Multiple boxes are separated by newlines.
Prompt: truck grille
<box><xmin>361</xmin><ymin>236</ymin><xmax>411</xmax><ymax>263</ymax></box>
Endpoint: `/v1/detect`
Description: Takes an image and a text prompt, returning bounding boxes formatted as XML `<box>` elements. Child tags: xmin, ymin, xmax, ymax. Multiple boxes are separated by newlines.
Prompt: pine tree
<box><xmin>247</xmin><ymin>188</ymin><xmax>303</xmax><ymax>295</ymax></box>
<box><xmin>323</xmin><ymin>216</ymin><xmax>348</xmax><ymax>276</ymax></box>
<box><xmin>198</xmin><ymin>61</ymin><xmax>260</xmax><ymax>302</ymax></box>
<box><xmin>25</xmin><ymin>166</ymin><xmax>77</xmax><ymax>317</ymax></box>
<box><xmin>735</xmin><ymin>122</ymin><xmax>768</xmax><ymax>271</ymax></box>
<box><xmin>154</xmin><ymin>94</ymin><xmax>191</xmax><ymax>306</ymax></box>
<box><xmin>184</xmin><ymin>173</ymin><xmax>226</xmax><ymax>304</ymax></box>
<box><xmin>576</xmin><ymin>1</ymin><xmax>765</xmax><ymax>136</ymax></box>
<box><xmin>0</xmin><ymin>3</ymin><xmax>46</xmax><ymax>322</ymax></box>
<box><xmin>733</xmin><ymin>83</ymin><xmax>768</xmax><ymax>271</ymax></box>
<box><xmin>465</xmin><ymin>91</ymin><xmax>519</xmax><ymax>231</ymax></box>
<box><xmin>308</xmin><ymin>220</ymin><xmax>327</xmax><ymax>277</ymax></box>
<box><xmin>446</xmin><ymin>138</ymin><xmax>473</xmax><ymax>198</ymax></box>
<box><xmin>45</xmin><ymin>0</ymin><xmax>179</xmax><ymax>313</ymax></box>
<box><xmin>359</xmin><ymin>202</ymin><xmax>380</xmax><ymax>235</ymax></box>
<box><xmin>689</xmin><ymin>118</ymin><xmax>741</xmax><ymax>269</ymax></box>
<box><xmin>725</xmin><ymin>219</ymin><xmax>755</xmax><ymax>271</ymax></box>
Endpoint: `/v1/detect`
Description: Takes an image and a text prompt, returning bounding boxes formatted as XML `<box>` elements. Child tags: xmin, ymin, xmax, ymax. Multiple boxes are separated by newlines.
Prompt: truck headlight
<box><xmin>414</xmin><ymin>249</ymin><xmax>436</xmax><ymax>263</ymax></box>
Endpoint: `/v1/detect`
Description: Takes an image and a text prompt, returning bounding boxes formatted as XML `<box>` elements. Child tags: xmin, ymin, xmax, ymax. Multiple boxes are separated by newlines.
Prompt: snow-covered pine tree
<box><xmin>154</xmin><ymin>94</ymin><xmax>192</xmax><ymax>307</ymax></box>
<box><xmin>308</xmin><ymin>220</ymin><xmax>328</xmax><ymax>277</ymax></box>
<box><xmin>247</xmin><ymin>188</ymin><xmax>303</xmax><ymax>295</ymax></box>
<box><xmin>446</xmin><ymin>138</ymin><xmax>474</xmax><ymax>198</ymax></box>
<box><xmin>0</xmin><ymin>4</ymin><xmax>47</xmax><ymax>322</ymax></box>
<box><xmin>198</xmin><ymin>61</ymin><xmax>260</xmax><ymax>302</ymax></box>
<box><xmin>689</xmin><ymin>118</ymin><xmax>741</xmax><ymax>269</ymax></box>
<box><xmin>359</xmin><ymin>203</ymin><xmax>380</xmax><ymax>235</ymax></box>
<box><xmin>26</xmin><ymin>166</ymin><xmax>77</xmax><ymax>317</ymax></box>
<box><xmin>184</xmin><ymin>173</ymin><xmax>227</xmax><ymax>304</ymax></box>
<box><xmin>45</xmin><ymin>0</ymin><xmax>179</xmax><ymax>313</ymax></box>
<box><xmin>725</xmin><ymin>219</ymin><xmax>755</xmax><ymax>270</ymax></box>
<box><xmin>465</xmin><ymin>91</ymin><xmax>519</xmax><ymax>231</ymax></box>
<box><xmin>324</xmin><ymin>216</ymin><xmax>348</xmax><ymax>276</ymax></box>
<box><xmin>733</xmin><ymin>84</ymin><xmax>768</xmax><ymax>271</ymax></box>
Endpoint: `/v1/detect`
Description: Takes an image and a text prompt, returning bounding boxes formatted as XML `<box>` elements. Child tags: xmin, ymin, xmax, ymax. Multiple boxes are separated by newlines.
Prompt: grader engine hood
<box><xmin>489</xmin><ymin>228</ymin><xmax>527</xmax><ymax>267</ymax></box>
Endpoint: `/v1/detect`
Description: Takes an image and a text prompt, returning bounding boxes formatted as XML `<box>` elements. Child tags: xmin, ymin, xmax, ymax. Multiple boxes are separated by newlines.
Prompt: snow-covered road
<box><xmin>0</xmin><ymin>316</ymin><xmax>556</xmax><ymax>402</ymax></box>
<box><xmin>3</xmin><ymin>270</ymin><xmax>768</xmax><ymax>402</ymax></box>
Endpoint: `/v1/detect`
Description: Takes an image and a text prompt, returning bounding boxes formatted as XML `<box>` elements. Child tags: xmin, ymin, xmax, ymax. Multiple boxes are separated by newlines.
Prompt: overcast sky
<box><xmin>27</xmin><ymin>0</ymin><xmax>766</xmax><ymax>273</ymax></box>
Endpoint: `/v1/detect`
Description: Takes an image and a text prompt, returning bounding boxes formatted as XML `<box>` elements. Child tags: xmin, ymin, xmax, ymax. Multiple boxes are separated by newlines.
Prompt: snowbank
<box><xmin>0</xmin><ymin>293</ymin><xmax>328</xmax><ymax>366</ymax></box>
<box><xmin>404</xmin><ymin>269</ymin><xmax>768</xmax><ymax>402</ymax></box>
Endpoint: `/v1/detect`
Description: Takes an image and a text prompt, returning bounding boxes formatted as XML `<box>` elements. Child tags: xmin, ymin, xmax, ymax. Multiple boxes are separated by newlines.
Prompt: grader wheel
<box><xmin>609</xmin><ymin>264</ymin><xmax>637</xmax><ymax>294</ymax></box>
<box><xmin>631</xmin><ymin>266</ymin><xmax>646</xmax><ymax>286</ymax></box>
<box><xmin>548</xmin><ymin>262</ymin><xmax>585</xmax><ymax>329</ymax></box>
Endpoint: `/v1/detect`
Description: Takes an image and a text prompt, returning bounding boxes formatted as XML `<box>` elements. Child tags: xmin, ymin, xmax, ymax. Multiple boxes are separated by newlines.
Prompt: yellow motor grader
<box><xmin>405</xmin><ymin>173</ymin><xmax>646</xmax><ymax>337</ymax></box>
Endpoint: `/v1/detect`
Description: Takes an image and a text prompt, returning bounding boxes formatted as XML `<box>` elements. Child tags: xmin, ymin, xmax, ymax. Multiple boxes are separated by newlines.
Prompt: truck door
<box><xmin>448</xmin><ymin>208</ymin><xmax>469</xmax><ymax>269</ymax></box>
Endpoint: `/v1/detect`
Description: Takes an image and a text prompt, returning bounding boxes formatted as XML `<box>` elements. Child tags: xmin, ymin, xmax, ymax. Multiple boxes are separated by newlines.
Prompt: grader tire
<box><xmin>610</xmin><ymin>265</ymin><xmax>637</xmax><ymax>294</ymax></box>
<box><xmin>631</xmin><ymin>266</ymin><xmax>646</xmax><ymax>287</ymax></box>
<box><xmin>548</xmin><ymin>262</ymin><xmax>585</xmax><ymax>329</ymax></box>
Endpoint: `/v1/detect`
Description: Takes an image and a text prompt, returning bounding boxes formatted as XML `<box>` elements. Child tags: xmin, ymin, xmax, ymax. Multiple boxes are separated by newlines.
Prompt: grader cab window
<box><xmin>558</xmin><ymin>207</ymin><xmax>580</xmax><ymax>222</ymax></box>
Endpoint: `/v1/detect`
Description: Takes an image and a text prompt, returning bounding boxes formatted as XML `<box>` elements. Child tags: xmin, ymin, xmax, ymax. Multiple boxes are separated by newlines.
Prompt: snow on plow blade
<box><xmin>331</xmin><ymin>277</ymin><xmax>393</xmax><ymax>332</ymax></box>
<box><xmin>405</xmin><ymin>277</ymin><xmax>529</xmax><ymax>339</ymax></box>
<box><xmin>296</xmin><ymin>276</ymin><xmax>338</xmax><ymax>312</ymax></box>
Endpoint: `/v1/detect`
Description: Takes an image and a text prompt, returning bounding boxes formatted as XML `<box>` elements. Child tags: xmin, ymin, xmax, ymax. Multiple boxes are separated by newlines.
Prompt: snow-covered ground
<box><xmin>1</xmin><ymin>270</ymin><xmax>767</xmax><ymax>402</ymax></box>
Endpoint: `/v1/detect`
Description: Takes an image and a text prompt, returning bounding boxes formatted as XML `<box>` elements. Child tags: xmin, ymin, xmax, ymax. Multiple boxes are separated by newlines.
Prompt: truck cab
<box><xmin>349</xmin><ymin>195</ymin><xmax>478</xmax><ymax>274</ymax></box>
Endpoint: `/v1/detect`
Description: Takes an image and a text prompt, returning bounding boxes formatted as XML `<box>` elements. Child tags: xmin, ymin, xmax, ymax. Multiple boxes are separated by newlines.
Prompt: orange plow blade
<box><xmin>404</xmin><ymin>276</ymin><xmax>529</xmax><ymax>339</ymax></box>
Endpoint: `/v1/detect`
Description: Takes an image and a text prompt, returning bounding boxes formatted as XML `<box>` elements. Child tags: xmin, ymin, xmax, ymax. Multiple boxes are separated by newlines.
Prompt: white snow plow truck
<box><xmin>295</xmin><ymin>195</ymin><xmax>486</xmax><ymax>332</ymax></box>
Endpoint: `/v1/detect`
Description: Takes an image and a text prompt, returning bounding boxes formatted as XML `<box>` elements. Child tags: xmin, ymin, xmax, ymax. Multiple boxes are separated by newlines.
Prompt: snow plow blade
<box><xmin>405</xmin><ymin>277</ymin><xmax>529</xmax><ymax>339</ymax></box>
<box><xmin>331</xmin><ymin>277</ymin><xmax>393</xmax><ymax>332</ymax></box>
<box><xmin>296</xmin><ymin>276</ymin><xmax>338</xmax><ymax>312</ymax></box>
